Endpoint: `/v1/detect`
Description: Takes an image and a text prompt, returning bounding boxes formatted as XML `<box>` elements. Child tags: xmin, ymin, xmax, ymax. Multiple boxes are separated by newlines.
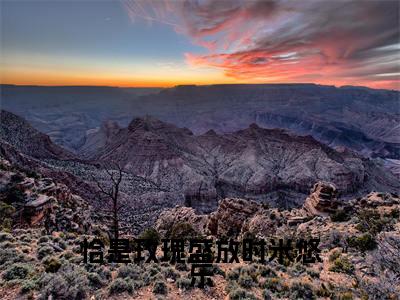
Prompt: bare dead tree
<box><xmin>91</xmin><ymin>161</ymin><xmax>123</xmax><ymax>240</ymax></box>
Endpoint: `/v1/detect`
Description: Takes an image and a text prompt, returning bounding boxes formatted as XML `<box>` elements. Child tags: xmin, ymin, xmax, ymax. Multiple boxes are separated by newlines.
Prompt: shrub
<box><xmin>338</xmin><ymin>291</ymin><xmax>353</xmax><ymax>300</ymax></box>
<box><xmin>92</xmin><ymin>265</ymin><xmax>111</xmax><ymax>281</ymax></box>
<box><xmin>263</xmin><ymin>289</ymin><xmax>272</xmax><ymax>300</ymax></box>
<box><xmin>139</xmin><ymin>227</ymin><xmax>160</xmax><ymax>244</ymax></box>
<box><xmin>87</xmin><ymin>272</ymin><xmax>105</xmax><ymax>288</ymax></box>
<box><xmin>356</xmin><ymin>209</ymin><xmax>390</xmax><ymax>235</ymax></box>
<box><xmin>10</xmin><ymin>173</ymin><xmax>24</xmax><ymax>183</ymax></box>
<box><xmin>109</xmin><ymin>278</ymin><xmax>133</xmax><ymax>295</ymax></box>
<box><xmin>5</xmin><ymin>186</ymin><xmax>25</xmax><ymax>203</ymax></box>
<box><xmin>37</xmin><ymin>245</ymin><xmax>55</xmax><ymax>260</ymax></box>
<box><xmin>161</xmin><ymin>266</ymin><xmax>180</xmax><ymax>280</ymax></box>
<box><xmin>290</xmin><ymin>282</ymin><xmax>315</xmax><ymax>299</ymax></box>
<box><xmin>152</xmin><ymin>280</ymin><xmax>168</xmax><ymax>295</ymax></box>
<box><xmin>257</xmin><ymin>265</ymin><xmax>277</xmax><ymax>278</ymax></box>
<box><xmin>117</xmin><ymin>264</ymin><xmax>141</xmax><ymax>280</ymax></box>
<box><xmin>146</xmin><ymin>264</ymin><xmax>161</xmax><ymax>277</ymax></box>
<box><xmin>0</xmin><ymin>248</ymin><xmax>25</xmax><ymax>267</ymax></box>
<box><xmin>347</xmin><ymin>233</ymin><xmax>377</xmax><ymax>252</ymax></box>
<box><xmin>306</xmin><ymin>269</ymin><xmax>320</xmax><ymax>278</ymax></box>
<box><xmin>0</xmin><ymin>202</ymin><xmax>15</xmax><ymax>231</ymax></box>
<box><xmin>331</xmin><ymin>209</ymin><xmax>351</xmax><ymax>222</ymax></box>
<box><xmin>315</xmin><ymin>285</ymin><xmax>332</xmax><ymax>297</ymax></box>
<box><xmin>388</xmin><ymin>208</ymin><xmax>399</xmax><ymax>219</ymax></box>
<box><xmin>169</xmin><ymin>222</ymin><xmax>198</xmax><ymax>239</ymax></box>
<box><xmin>3</xmin><ymin>263</ymin><xmax>32</xmax><ymax>281</ymax></box>
<box><xmin>329</xmin><ymin>256</ymin><xmax>354</xmax><ymax>274</ymax></box>
<box><xmin>19</xmin><ymin>234</ymin><xmax>32</xmax><ymax>243</ymax></box>
<box><xmin>263</xmin><ymin>277</ymin><xmax>285</xmax><ymax>293</ymax></box>
<box><xmin>291</xmin><ymin>263</ymin><xmax>306</xmax><ymax>276</ymax></box>
<box><xmin>227</xmin><ymin>267</ymin><xmax>241</xmax><ymax>281</ymax></box>
<box><xmin>20</xmin><ymin>279</ymin><xmax>37</xmax><ymax>294</ymax></box>
<box><xmin>0</xmin><ymin>218</ymin><xmax>13</xmax><ymax>232</ymax></box>
<box><xmin>175</xmin><ymin>262</ymin><xmax>188</xmax><ymax>271</ymax></box>
<box><xmin>238</xmin><ymin>274</ymin><xmax>255</xmax><ymax>289</ymax></box>
<box><xmin>38</xmin><ymin>236</ymin><xmax>50</xmax><ymax>244</ymax></box>
<box><xmin>42</xmin><ymin>256</ymin><xmax>61</xmax><ymax>273</ymax></box>
<box><xmin>23</xmin><ymin>169</ymin><xmax>40</xmax><ymax>179</ymax></box>
<box><xmin>39</xmin><ymin>264</ymin><xmax>89</xmax><ymax>300</ymax></box>
<box><xmin>229</xmin><ymin>287</ymin><xmax>258</xmax><ymax>300</ymax></box>
<box><xmin>176</xmin><ymin>277</ymin><xmax>192</xmax><ymax>291</ymax></box>
<box><xmin>61</xmin><ymin>250</ymin><xmax>74</xmax><ymax>260</ymax></box>
<box><xmin>0</xmin><ymin>241</ymin><xmax>15</xmax><ymax>249</ymax></box>
<box><xmin>0</xmin><ymin>232</ymin><xmax>14</xmax><ymax>243</ymax></box>
<box><xmin>329</xmin><ymin>250</ymin><xmax>341</xmax><ymax>262</ymax></box>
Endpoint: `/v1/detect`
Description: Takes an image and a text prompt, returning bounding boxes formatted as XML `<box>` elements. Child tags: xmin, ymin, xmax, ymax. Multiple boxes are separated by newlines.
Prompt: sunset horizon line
<box><xmin>1</xmin><ymin>82</ymin><xmax>398</xmax><ymax>91</ymax></box>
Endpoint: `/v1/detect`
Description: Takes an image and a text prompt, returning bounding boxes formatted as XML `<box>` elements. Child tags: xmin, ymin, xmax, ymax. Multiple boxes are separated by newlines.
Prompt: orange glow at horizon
<box><xmin>2</xmin><ymin>76</ymin><xmax>399</xmax><ymax>91</ymax></box>
<box><xmin>0</xmin><ymin>66</ymin><xmax>238</xmax><ymax>88</ymax></box>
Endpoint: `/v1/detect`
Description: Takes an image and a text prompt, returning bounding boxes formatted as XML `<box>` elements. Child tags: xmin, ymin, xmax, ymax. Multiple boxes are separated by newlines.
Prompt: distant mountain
<box><xmin>2</xmin><ymin>84</ymin><xmax>398</xmax><ymax>160</ymax></box>
<box><xmin>0</xmin><ymin>85</ymin><xmax>162</xmax><ymax>150</ymax></box>
<box><xmin>0</xmin><ymin>110</ymin><xmax>74</xmax><ymax>160</ymax></box>
<box><xmin>85</xmin><ymin>116</ymin><xmax>399</xmax><ymax>212</ymax></box>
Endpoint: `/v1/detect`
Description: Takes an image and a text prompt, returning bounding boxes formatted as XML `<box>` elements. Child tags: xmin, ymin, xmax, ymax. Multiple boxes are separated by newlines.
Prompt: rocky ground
<box><xmin>0</xmin><ymin>158</ymin><xmax>399</xmax><ymax>300</ymax></box>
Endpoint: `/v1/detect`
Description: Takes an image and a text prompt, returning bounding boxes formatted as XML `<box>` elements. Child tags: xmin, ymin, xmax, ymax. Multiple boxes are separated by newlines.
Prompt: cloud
<box><xmin>123</xmin><ymin>0</ymin><xmax>400</xmax><ymax>89</ymax></box>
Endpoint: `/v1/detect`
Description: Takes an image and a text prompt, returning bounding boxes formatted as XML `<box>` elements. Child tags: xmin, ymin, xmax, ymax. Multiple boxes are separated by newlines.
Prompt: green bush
<box><xmin>39</xmin><ymin>264</ymin><xmax>89</xmax><ymax>300</ymax></box>
<box><xmin>263</xmin><ymin>277</ymin><xmax>285</xmax><ymax>293</ymax></box>
<box><xmin>356</xmin><ymin>209</ymin><xmax>391</xmax><ymax>235</ymax></box>
<box><xmin>337</xmin><ymin>291</ymin><xmax>354</xmax><ymax>300</ymax></box>
<box><xmin>152</xmin><ymin>280</ymin><xmax>168</xmax><ymax>295</ymax></box>
<box><xmin>92</xmin><ymin>265</ymin><xmax>111</xmax><ymax>281</ymax></box>
<box><xmin>388</xmin><ymin>208</ymin><xmax>399</xmax><ymax>219</ymax></box>
<box><xmin>23</xmin><ymin>169</ymin><xmax>40</xmax><ymax>179</ymax></box>
<box><xmin>139</xmin><ymin>227</ymin><xmax>160</xmax><ymax>244</ymax></box>
<box><xmin>306</xmin><ymin>269</ymin><xmax>320</xmax><ymax>278</ymax></box>
<box><xmin>0</xmin><ymin>232</ymin><xmax>14</xmax><ymax>243</ymax></box>
<box><xmin>227</xmin><ymin>267</ymin><xmax>241</xmax><ymax>281</ymax></box>
<box><xmin>109</xmin><ymin>278</ymin><xmax>133</xmax><ymax>295</ymax></box>
<box><xmin>290</xmin><ymin>282</ymin><xmax>315</xmax><ymax>299</ymax></box>
<box><xmin>329</xmin><ymin>250</ymin><xmax>341</xmax><ymax>262</ymax></box>
<box><xmin>331</xmin><ymin>209</ymin><xmax>351</xmax><ymax>222</ymax></box>
<box><xmin>0</xmin><ymin>202</ymin><xmax>15</xmax><ymax>231</ymax></box>
<box><xmin>4</xmin><ymin>186</ymin><xmax>25</xmax><ymax>203</ymax></box>
<box><xmin>19</xmin><ymin>234</ymin><xmax>32</xmax><ymax>243</ymax></box>
<box><xmin>146</xmin><ymin>264</ymin><xmax>161</xmax><ymax>276</ymax></box>
<box><xmin>161</xmin><ymin>266</ymin><xmax>180</xmax><ymax>280</ymax></box>
<box><xmin>3</xmin><ymin>263</ymin><xmax>32</xmax><ymax>281</ymax></box>
<box><xmin>37</xmin><ymin>245</ymin><xmax>55</xmax><ymax>260</ymax></box>
<box><xmin>263</xmin><ymin>289</ymin><xmax>272</xmax><ymax>300</ymax></box>
<box><xmin>87</xmin><ymin>272</ymin><xmax>105</xmax><ymax>288</ymax></box>
<box><xmin>60</xmin><ymin>250</ymin><xmax>74</xmax><ymax>261</ymax></box>
<box><xmin>229</xmin><ymin>287</ymin><xmax>258</xmax><ymax>300</ymax></box>
<box><xmin>169</xmin><ymin>222</ymin><xmax>198</xmax><ymax>239</ymax></box>
<box><xmin>329</xmin><ymin>256</ymin><xmax>354</xmax><ymax>274</ymax></box>
<box><xmin>20</xmin><ymin>279</ymin><xmax>37</xmax><ymax>294</ymax></box>
<box><xmin>10</xmin><ymin>173</ymin><xmax>24</xmax><ymax>183</ymax></box>
<box><xmin>175</xmin><ymin>262</ymin><xmax>188</xmax><ymax>271</ymax></box>
<box><xmin>117</xmin><ymin>264</ymin><xmax>141</xmax><ymax>280</ymax></box>
<box><xmin>257</xmin><ymin>265</ymin><xmax>277</xmax><ymax>278</ymax></box>
<box><xmin>0</xmin><ymin>248</ymin><xmax>26</xmax><ymax>267</ymax></box>
<box><xmin>0</xmin><ymin>241</ymin><xmax>15</xmax><ymax>249</ymax></box>
<box><xmin>176</xmin><ymin>277</ymin><xmax>192</xmax><ymax>291</ymax></box>
<box><xmin>42</xmin><ymin>256</ymin><xmax>61</xmax><ymax>273</ymax></box>
<box><xmin>347</xmin><ymin>233</ymin><xmax>377</xmax><ymax>252</ymax></box>
<box><xmin>238</xmin><ymin>274</ymin><xmax>255</xmax><ymax>289</ymax></box>
<box><xmin>38</xmin><ymin>236</ymin><xmax>50</xmax><ymax>244</ymax></box>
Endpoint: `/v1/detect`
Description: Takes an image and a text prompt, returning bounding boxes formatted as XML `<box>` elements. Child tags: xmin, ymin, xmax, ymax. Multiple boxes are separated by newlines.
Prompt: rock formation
<box><xmin>303</xmin><ymin>182</ymin><xmax>340</xmax><ymax>216</ymax></box>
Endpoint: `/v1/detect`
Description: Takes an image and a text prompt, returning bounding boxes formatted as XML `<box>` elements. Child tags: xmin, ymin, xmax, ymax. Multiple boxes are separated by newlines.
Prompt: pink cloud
<box><xmin>123</xmin><ymin>0</ymin><xmax>400</xmax><ymax>89</ymax></box>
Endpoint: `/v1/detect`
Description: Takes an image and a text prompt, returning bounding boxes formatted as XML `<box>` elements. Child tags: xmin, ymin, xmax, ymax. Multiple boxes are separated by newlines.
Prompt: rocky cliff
<box><xmin>85</xmin><ymin>116</ymin><xmax>399</xmax><ymax>213</ymax></box>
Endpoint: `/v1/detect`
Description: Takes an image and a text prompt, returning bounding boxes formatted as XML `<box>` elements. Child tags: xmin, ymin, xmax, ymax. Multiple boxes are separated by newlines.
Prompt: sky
<box><xmin>1</xmin><ymin>0</ymin><xmax>399</xmax><ymax>89</ymax></box>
